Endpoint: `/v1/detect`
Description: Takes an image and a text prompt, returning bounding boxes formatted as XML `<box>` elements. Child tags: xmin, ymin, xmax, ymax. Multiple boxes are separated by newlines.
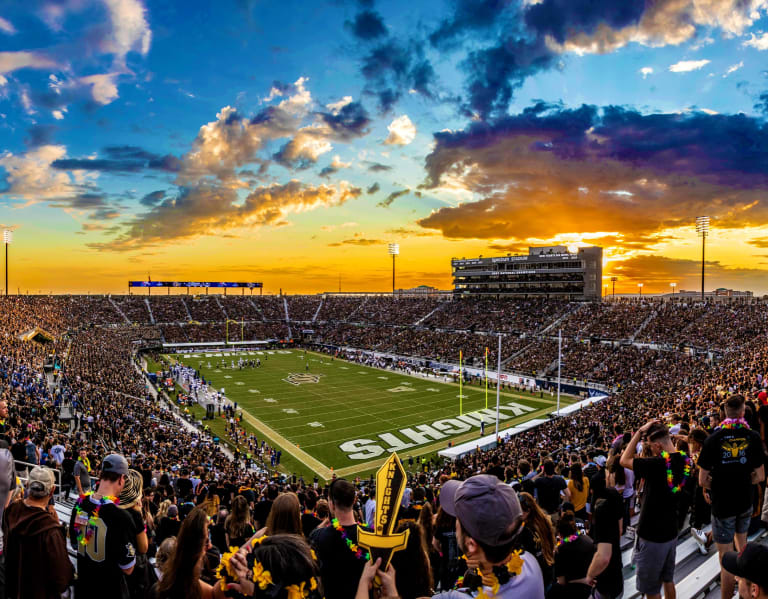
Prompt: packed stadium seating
<box><xmin>1</xmin><ymin>293</ymin><xmax>766</xmax><ymax>598</ymax></box>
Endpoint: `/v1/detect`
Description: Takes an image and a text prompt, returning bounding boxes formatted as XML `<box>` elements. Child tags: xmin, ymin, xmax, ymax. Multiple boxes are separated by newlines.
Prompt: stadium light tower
<box><xmin>388</xmin><ymin>243</ymin><xmax>399</xmax><ymax>295</ymax></box>
<box><xmin>610</xmin><ymin>276</ymin><xmax>617</xmax><ymax>298</ymax></box>
<box><xmin>638</xmin><ymin>282</ymin><xmax>643</xmax><ymax>297</ymax></box>
<box><xmin>696</xmin><ymin>216</ymin><xmax>710</xmax><ymax>301</ymax></box>
<box><xmin>3</xmin><ymin>229</ymin><xmax>12</xmax><ymax>297</ymax></box>
<box><xmin>670</xmin><ymin>282</ymin><xmax>677</xmax><ymax>295</ymax></box>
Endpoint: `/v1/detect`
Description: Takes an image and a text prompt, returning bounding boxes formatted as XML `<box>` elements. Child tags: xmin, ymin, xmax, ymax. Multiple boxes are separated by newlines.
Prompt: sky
<box><xmin>2</xmin><ymin>0</ymin><xmax>768</xmax><ymax>295</ymax></box>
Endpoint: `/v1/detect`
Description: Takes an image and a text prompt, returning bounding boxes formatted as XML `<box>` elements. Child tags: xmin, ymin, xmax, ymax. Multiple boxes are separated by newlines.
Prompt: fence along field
<box><xmin>168</xmin><ymin>349</ymin><xmax>577</xmax><ymax>478</ymax></box>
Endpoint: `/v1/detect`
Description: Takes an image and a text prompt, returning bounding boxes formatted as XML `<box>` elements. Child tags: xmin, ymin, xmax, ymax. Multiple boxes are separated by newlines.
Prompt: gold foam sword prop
<box><xmin>357</xmin><ymin>453</ymin><xmax>410</xmax><ymax>571</ymax></box>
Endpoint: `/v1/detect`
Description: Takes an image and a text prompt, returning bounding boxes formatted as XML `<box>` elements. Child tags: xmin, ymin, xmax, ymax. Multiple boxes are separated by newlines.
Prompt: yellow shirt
<box><xmin>568</xmin><ymin>477</ymin><xmax>590</xmax><ymax>512</ymax></box>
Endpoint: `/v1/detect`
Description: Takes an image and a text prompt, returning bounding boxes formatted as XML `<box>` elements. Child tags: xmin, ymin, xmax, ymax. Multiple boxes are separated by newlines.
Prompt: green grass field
<box><xmin>164</xmin><ymin>349</ymin><xmax>577</xmax><ymax>480</ymax></box>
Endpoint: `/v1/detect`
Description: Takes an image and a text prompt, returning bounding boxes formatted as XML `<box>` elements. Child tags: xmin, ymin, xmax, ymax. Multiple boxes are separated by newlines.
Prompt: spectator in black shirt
<box><xmin>311</xmin><ymin>478</ymin><xmax>370</xmax><ymax>599</ymax></box>
<box><xmin>585</xmin><ymin>469</ymin><xmax>624</xmax><ymax>599</ymax></box>
<box><xmin>533</xmin><ymin>460</ymin><xmax>568</xmax><ymax>516</ymax></box>
<box><xmin>621</xmin><ymin>421</ymin><xmax>690</xmax><ymax>599</ymax></box>
<box><xmin>549</xmin><ymin>511</ymin><xmax>594</xmax><ymax>599</ymax></box>
<box><xmin>174</xmin><ymin>469</ymin><xmax>193</xmax><ymax>501</ymax></box>
<box><xmin>69</xmin><ymin>454</ymin><xmax>136</xmax><ymax>599</ymax></box>
<box><xmin>698</xmin><ymin>394</ymin><xmax>765</xmax><ymax>599</ymax></box>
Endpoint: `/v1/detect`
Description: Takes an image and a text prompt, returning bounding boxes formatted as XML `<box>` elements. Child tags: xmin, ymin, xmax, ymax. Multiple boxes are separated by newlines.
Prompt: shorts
<box><xmin>635</xmin><ymin>537</ymin><xmax>676</xmax><ymax>596</ymax></box>
<box><xmin>712</xmin><ymin>508</ymin><xmax>751</xmax><ymax>545</ymax></box>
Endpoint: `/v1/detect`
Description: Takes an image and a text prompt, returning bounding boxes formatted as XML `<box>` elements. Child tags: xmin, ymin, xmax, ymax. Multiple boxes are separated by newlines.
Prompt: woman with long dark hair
<box><xmin>225</xmin><ymin>496</ymin><xmax>255</xmax><ymax>548</ymax></box>
<box><xmin>516</xmin><ymin>492</ymin><xmax>556</xmax><ymax>591</ymax></box>
<box><xmin>151</xmin><ymin>507</ymin><xmax>214</xmax><ymax>599</ymax></box>
<box><xmin>567</xmin><ymin>464</ymin><xmax>589</xmax><ymax>520</ymax></box>
<box><xmin>265</xmin><ymin>493</ymin><xmax>302</xmax><ymax>536</ymax></box>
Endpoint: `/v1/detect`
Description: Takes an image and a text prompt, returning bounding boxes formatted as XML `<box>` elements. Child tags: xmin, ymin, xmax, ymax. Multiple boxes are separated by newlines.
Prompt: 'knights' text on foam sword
<box><xmin>356</xmin><ymin>453</ymin><xmax>410</xmax><ymax>570</ymax></box>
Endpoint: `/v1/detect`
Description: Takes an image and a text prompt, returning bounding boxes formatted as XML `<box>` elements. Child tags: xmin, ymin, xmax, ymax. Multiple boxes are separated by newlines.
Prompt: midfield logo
<box><xmin>283</xmin><ymin>373</ymin><xmax>324</xmax><ymax>386</ymax></box>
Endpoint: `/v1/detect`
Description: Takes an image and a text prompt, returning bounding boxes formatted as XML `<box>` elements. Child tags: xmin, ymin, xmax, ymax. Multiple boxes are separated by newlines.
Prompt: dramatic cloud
<box><xmin>384</xmin><ymin>115</ymin><xmax>416</xmax><ymax>145</ymax></box>
<box><xmin>367</xmin><ymin>162</ymin><xmax>391</xmax><ymax>172</ymax></box>
<box><xmin>377</xmin><ymin>187</ymin><xmax>408</xmax><ymax>208</ymax></box>
<box><xmin>669</xmin><ymin>59</ymin><xmax>710</xmax><ymax>72</ymax></box>
<box><xmin>52</xmin><ymin>146</ymin><xmax>181</xmax><ymax>173</ymax></box>
<box><xmin>366</xmin><ymin>182</ymin><xmax>380</xmax><ymax>194</ymax></box>
<box><xmin>424</xmin><ymin>0</ymin><xmax>767</xmax><ymax>118</ymax></box>
<box><xmin>179</xmin><ymin>77</ymin><xmax>311</xmax><ymax>184</ymax></box>
<box><xmin>0</xmin><ymin>145</ymin><xmax>79</xmax><ymax>201</ymax></box>
<box><xmin>93</xmin><ymin>180</ymin><xmax>363</xmax><ymax>251</ymax></box>
<box><xmin>537</xmin><ymin>0</ymin><xmax>767</xmax><ymax>54</ymax></box>
<box><xmin>0</xmin><ymin>51</ymin><xmax>57</xmax><ymax>75</ymax></box>
<box><xmin>743</xmin><ymin>31</ymin><xmax>768</xmax><ymax>50</ymax></box>
<box><xmin>418</xmin><ymin>103</ymin><xmax>768</xmax><ymax>243</ymax></box>
<box><xmin>346</xmin><ymin>10</ymin><xmax>387</xmax><ymax>40</ymax></box>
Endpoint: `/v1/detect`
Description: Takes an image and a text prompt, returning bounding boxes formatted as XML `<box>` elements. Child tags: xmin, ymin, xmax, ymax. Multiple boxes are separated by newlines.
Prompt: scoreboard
<box><xmin>129</xmin><ymin>281</ymin><xmax>262</xmax><ymax>288</ymax></box>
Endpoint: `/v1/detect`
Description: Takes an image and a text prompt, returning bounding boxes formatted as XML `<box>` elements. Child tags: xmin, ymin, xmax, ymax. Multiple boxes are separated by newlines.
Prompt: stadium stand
<box><xmin>1</xmin><ymin>294</ymin><xmax>767</xmax><ymax>597</ymax></box>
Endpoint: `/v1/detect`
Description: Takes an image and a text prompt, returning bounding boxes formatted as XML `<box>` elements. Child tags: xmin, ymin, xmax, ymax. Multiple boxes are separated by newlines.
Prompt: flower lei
<box><xmin>660</xmin><ymin>450</ymin><xmax>692</xmax><ymax>494</ymax></box>
<box><xmin>72</xmin><ymin>492</ymin><xmax>119</xmax><ymax>546</ymax></box>
<box><xmin>455</xmin><ymin>550</ymin><xmax>524</xmax><ymax>597</ymax></box>
<box><xmin>718</xmin><ymin>418</ymin><xmax>750</xmax><ymax>430</ymax></box>
<box><xmin>556</xmin><ymin>530</ymin><xmax>583</xmax><ymax>548</ymax></box>
<box><xmin>302</xmin><ymin>509</ymin><xmax>318</xmax><ymax>518</ymax></box>
<box><xmin>331</xmin><ymin>517</ymin><xmax>370</xmax><ymax>560</ymax></box>
<box><xmin>216</xmin><ymin>535</ymin><xmax>321</xmax><ymax>599</ymax></box>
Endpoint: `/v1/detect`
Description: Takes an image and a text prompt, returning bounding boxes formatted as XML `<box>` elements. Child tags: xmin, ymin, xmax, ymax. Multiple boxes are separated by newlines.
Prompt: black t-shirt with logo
<box><xmin>591</xmin><ymin>488</ymin><xmax>624</xmax><ymax>597</ymax></box>
<box><xmin>633</xmin><ymin>454</ymin><xmax>689</xmax><ymax>543</ymax></box>
<box><xmin>311</xmin><ymin>523</ymin><xmax>371</xmax><ymax>599</ymax></box>
<box><xmin>69</xmin><ymin>496</ymin><xmax>136</xmax><ymax>599</ymax></box>
<box><xmin>698</xmin><ymin>426</ymin><xmax>764</xmax><ymax>518</ymax></box>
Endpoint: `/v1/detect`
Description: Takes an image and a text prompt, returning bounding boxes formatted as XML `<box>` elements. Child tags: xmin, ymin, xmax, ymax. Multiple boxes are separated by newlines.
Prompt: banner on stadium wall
<box><xmin>453</xmin><ymin>366</ymin><xmax>536</xmax><ymax>388</ymax></box>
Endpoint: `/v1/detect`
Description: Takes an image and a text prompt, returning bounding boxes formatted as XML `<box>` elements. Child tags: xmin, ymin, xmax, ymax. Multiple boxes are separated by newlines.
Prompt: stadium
<box><xmin>4</xmin><ymin>1</ymin><xmax>768</xmax><ymax>598</ymax></box>
<box><xmin>2</xmin><ymin>265</ymin><xmax>767</xmax><ymax>597</ymax></box>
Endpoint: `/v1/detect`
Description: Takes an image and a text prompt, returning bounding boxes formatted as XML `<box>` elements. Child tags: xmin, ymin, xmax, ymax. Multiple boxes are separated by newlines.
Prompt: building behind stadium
<box><xmin>452</xmin><ymin>245</ymin><xmax>603</xmax><ymax>300</ymax></box>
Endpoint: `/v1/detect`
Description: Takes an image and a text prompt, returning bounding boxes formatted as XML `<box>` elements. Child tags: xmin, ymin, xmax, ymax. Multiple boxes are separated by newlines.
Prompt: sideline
<box><xmin>237</xmin><ymin>410</ymin><xmax>333</xmax><ymax>479</ymax></box>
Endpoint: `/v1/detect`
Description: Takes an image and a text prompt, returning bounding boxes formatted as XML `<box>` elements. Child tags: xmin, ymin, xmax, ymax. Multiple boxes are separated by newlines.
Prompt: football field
<box><xmin>166</xmin><ymin>349</ymin><xmax>577</xmax><ymax>480</ymax></box>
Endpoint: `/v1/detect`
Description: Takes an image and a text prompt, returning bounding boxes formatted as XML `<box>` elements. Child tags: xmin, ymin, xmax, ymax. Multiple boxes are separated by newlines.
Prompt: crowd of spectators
<box><xmin>2</xmin><ymin>295</ymin><xmax>768</xmax><ymax>598</ymax></box>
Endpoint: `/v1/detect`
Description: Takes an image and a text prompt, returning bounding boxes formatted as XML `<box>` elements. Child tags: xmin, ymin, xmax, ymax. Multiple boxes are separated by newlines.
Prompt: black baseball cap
<box><xmin>723</xmin><ymin>543</ymin><xmax>768</xmax><ymax>588</ymax></box>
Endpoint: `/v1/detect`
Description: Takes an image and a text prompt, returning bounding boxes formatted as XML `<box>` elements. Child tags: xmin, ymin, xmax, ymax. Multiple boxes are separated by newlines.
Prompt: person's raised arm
<box><xmin>620</xmin><ymin>421</ymin><xmax>656</xmax><ymax>471</ymax></box>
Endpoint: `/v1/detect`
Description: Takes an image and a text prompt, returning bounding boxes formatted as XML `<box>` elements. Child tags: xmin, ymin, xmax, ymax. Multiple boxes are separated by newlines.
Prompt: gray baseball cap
<box><xmin>440</xmin><ymin>474</ymin><xmax>522</xmax><ymax>547</ymax></box>
<box><xmin>28</xmin><ymin>466</ymin><xmax>56</xmax><ymax>497</ymax></box>
<box><xmin>101</xmin><ymin>454</ymin><xmax>129</xmax><ymax>476</ymax></box>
